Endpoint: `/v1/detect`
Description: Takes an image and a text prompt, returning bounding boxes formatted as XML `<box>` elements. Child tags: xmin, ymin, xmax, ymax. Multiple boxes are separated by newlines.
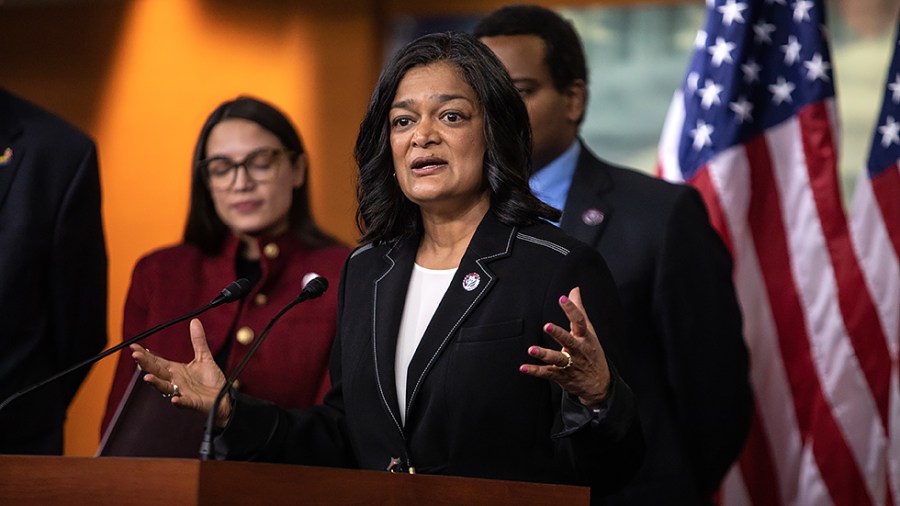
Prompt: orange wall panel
<box><xmin>1</xmin><ymin>0</ymin><xmax>378</xmax><ymax>456</ymax></box>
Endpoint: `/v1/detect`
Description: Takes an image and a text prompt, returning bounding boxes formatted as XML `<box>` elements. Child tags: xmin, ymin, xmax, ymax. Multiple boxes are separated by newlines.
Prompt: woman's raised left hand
<box><xmin>519</xmin><ymin>287</ymin><xmax>610</xmax><ymax>409</ymax></box>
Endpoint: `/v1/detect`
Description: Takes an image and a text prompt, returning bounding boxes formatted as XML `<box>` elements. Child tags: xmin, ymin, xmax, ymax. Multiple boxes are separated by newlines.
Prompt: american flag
<box><xmin>657</xmin><ymin>0</ymin><xmax>898</xmax><ymax>504</ymax></box>
<box><xmin>851</xmin><ymin>13</ymin><xmax>900</xmax><ymax>505</ymax></box>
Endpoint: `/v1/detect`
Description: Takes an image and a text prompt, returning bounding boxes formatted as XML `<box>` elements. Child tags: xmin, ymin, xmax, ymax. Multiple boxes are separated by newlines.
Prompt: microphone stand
<box><xmin>198</xmin><ymin>277</ymin><xmax>328</xmax><ymax>461</ymax></box>
<box><xmin>0</xmin><ymin>279</ymin><xmax>251</xmax><ymax>416</ymax></box>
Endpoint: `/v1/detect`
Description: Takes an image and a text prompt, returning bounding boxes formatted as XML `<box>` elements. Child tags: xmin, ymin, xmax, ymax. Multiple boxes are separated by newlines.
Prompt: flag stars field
<box><xmin>718</xmin><ymin>0</ymin><xmax>748</xmax><ymax>26</ymax></box>
<box><xmin>888</xmin><ymin>74</ymin><xmax>900</xmax><ymax>103</ymax></box>
<box><xmin>754</xmin><ymin>21</ymin><xmax>777</xmax><ymax>44</ymax></box>
<box><xmin>709</xmin><ymin>36</ymin><xmax>737</xmax><ymax>67</ymax></box>
<box><xmin>803</xmin><ymin>53</ymin><xmax>831</xmax><ymax>81</ymax></box>
<box><xmin>695</xmin><ymin>30</ymin><xmax>708</xmax><ymax>49</ymax></box>
<box><xmin>878</xmin><ymin>116</ymin><xmax>900</xmax><ymax>147</ymax></box>
<box><xmin>699</xmin><ymin>79</ymin><xmax>725</xmax><ymax>109</ymax></box>
<box><xmin>690</xmin><ymin>119</ymin><xmax>715</xmax><ymax>151</ymax></box>
<box><xmin>792</xmin><ymin>0</ymin><xmax>815</xmax><ymax>23</ymax></box>
<box><xmin>781</xmin><ymin>35</ymin><xmax>802</xmax><ymax>65</ymax></box>
<box><xmin>742</xmin><ymin>59</ymin><xmax>762</xmax><ymax>83</ymax></box>
<box><xmin>769</xmin><ymin>77</ymin><xmax>796</xmax><ymax>105</ymax></box>
<box><xmin>729</xmin><ymin>97</ymin><xmax>754</xmax><ymax>123</ymax></box>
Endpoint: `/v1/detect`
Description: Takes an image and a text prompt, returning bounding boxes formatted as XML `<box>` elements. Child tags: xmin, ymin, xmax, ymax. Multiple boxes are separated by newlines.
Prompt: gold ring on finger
<box><xmin>557</xmin><ymin>350</ymin><xmax>573</xmax><ymax>370</ymax></box>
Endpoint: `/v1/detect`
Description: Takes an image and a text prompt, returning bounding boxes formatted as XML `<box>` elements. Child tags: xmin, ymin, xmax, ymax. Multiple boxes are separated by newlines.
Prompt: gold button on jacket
<box><xmin>263</xmin><ymin>243</ymin><xmax>280</xmax><ymax>259</ymax></box>
<box><xmin>236</xmin><ymin>326</ymin><xmax>255</xmax><ymax>345</ymax></box>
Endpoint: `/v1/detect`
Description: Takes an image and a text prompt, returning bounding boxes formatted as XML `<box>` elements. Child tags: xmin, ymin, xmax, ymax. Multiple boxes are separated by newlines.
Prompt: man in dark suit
<box><xmin>476</xmin><ymin>6</ymin><xmax>752</xmax><ymax>505</ymax></box>
<box><xmin>0</xmin><ymin>88</ymin><xmax>108</xmax><ymax>454</ymax></box>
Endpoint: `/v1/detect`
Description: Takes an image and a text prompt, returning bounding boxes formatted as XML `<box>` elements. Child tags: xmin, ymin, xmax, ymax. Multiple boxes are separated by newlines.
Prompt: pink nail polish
<box><xmin>560</xmin><ymin>295</ymin><xmax>568</xmax><ymax>304</ymax></box>
<box><xmin>519</xmin><ymin>365</ymin><xmax>528</xmax><ymax>373</ymax></box>
<box><xmin>544</xmin><ymin>323</ymin><xmax>554</xmax><ymax>333</ymax></box>
<box><xmin>528</xmin><ymin>346</ymin><xmax>538</xmax><ymax>356</ymax></box>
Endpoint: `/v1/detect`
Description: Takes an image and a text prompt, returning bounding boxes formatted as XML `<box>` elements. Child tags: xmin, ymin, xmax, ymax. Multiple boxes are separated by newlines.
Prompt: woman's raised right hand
<box><xmin>131</xmin><ymin>318</ymin><xmax>233</xmax><ymax>427</ymax></box>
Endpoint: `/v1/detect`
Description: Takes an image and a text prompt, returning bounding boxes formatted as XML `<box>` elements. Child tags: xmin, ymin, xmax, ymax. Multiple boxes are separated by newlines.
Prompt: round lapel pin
<box><xmin>462</xmin><ymin>272</ymin><xmax>480</xmax><ymax>291</ymax></box>
<box><xmin>582</xmin><ymin>208</ymin><xmax>605</xmax><ymax>226</ymax></box>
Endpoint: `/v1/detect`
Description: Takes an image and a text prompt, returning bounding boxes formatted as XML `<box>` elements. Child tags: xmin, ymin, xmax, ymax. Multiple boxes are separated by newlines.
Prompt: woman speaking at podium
<box><xmin>131</xmin><ymin>32</ymin><xmax>643</xmax><ymax>498</ymax></box>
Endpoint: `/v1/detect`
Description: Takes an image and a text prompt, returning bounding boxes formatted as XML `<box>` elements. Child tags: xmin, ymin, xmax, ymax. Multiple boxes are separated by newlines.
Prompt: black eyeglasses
<box><xmin>198</xmin><ymin>147</ymin><xmax>293</xmax><ymax>191</ymax></box>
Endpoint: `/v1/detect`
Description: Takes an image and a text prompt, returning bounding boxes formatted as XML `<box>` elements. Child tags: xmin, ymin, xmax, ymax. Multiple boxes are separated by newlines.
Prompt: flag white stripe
<box><xmin>797</xmin><ymin>443</ymin><xmax>834</xmax><ymax>506</ymax></box>
<box><xmin>708</xmin><ymin>147</ymin><xmax>805</xmax><ymax>506</ymax></box>
<box><xmin>722</xmin><ymin>465</ymin><xmax>751</xmax><ymax>506</ymax></box>
<box><xmin>768</xmin><ymin>114</ymin><xmax>887</xmax><ymax>504</ymax></box>
<box><xmin>657</xmin><ymin>91</ymin><xmax>687</xmax><ymax>182</ymax></box>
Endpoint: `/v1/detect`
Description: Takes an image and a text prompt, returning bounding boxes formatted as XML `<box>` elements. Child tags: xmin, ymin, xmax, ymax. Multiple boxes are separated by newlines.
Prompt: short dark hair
<box><xmin>354</xmin><ymin>31</ymin><xmax>560</xmax><ymax>244</ymax></box>
<box><xmin>473</xmin><ymin>4</ymin><xmax>588</xmax><ymax>93</ymax></box>
<box><xmin>183</xmin><ymin>95</ymin><xmax>337</xmax><ymax>253</ymax></box>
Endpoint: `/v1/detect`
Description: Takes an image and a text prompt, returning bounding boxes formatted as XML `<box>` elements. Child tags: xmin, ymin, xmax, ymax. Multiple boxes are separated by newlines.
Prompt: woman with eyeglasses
<box><xmin>100</xmin><ymin>96</ymin><xmax>349</xmax><ymax>457</ymax></box>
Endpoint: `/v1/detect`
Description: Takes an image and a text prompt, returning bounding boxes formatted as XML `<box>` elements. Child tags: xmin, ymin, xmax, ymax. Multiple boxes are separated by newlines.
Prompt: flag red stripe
<box><xmin>745</xmin><ymin>133</ymin><xmax>873</xmax><ymax>505</ymax></box>
<box><xmin>870</xmin><ymin>163</ymin><xmax>900</xmax><ymax>260</ymax></box>
<box><xmin>737</xmin><ymin>406</ymin><xmax>783</xmax><ymax>506</ymax></box>
<box><xmin>690</xmin><ymin>166</ymin><xmax>735</xmax><ymax>258</ymax></box>
<box><xmin>799</xmin><ymin>104</ymin><xmax>892</xmax><ymax>429</ymax></box>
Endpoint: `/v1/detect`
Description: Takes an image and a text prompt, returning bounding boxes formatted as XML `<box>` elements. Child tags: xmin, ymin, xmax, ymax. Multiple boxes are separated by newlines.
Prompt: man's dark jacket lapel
<box><xmin>559</xmin><ymin>141</ymin><xmax>614</xmax><ymax>247</ymax></box>
<box><xmin>0</xmin><ymin>95</ymin><xmax>24</xmax><ymax>211</ymax></box>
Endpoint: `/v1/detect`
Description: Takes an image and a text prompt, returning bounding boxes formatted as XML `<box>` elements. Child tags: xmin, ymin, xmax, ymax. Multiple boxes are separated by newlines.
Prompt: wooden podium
<box><xmin>0</xmin><ymin>456</ymin><xmax>589</xmax><ymax>505</ymax></box>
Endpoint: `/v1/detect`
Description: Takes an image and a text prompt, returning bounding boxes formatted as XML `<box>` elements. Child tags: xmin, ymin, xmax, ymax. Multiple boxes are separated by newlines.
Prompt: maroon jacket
<box><xmin>102</xmin><ymin>233</ymin><xmax>349</xmax><ymax>437</ymax></box>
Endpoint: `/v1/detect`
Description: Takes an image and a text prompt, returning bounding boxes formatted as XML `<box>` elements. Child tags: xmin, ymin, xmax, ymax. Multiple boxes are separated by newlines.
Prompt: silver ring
<box><xmin>163</xmin><ymin>383</ymin><xmax>181</xmax><ymax>399</ymax></box>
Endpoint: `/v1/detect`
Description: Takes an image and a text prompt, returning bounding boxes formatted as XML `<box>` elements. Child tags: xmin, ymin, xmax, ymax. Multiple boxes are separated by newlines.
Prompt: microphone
<box><xmin>210</xmin><ymin>278</ymin><xmax>253</xmax><ymax>306</ymax></box>
<box><xmin>199</xmin><ymin>275</ymin><xmax>328</xmax><ymax>461</ymax></box>
<box><xmin>0</xmin><ymin>278</ymin><xmax>252</xmax><ymax>416</ymax></box>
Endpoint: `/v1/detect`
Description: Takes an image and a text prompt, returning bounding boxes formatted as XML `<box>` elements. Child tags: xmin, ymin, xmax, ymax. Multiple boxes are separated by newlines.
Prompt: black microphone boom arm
<box><xmin>198</xmin><ymin>276</ymin><xmax>328</xmax><ymax>460</ymax></box>
<box><xmin>0</xmin><ymin>278</ymin><xmax>251</xmax><ymax>415</ymax></box>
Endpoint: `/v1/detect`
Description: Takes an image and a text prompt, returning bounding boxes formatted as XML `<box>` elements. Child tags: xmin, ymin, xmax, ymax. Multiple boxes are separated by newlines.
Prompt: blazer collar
<box><xmin>559</xmin><ymin>140</ymin><xmax>614</xmax><ymax>246</ymax></box>
<box><xmin>0</xmin><ymin>90</ymin><xmax>24</xmax><ymax>210</ymax></box>
<box><xmin>372</xmin><ymin>211</ymin><xmax>516</xmax><ymax>430</ymax></box>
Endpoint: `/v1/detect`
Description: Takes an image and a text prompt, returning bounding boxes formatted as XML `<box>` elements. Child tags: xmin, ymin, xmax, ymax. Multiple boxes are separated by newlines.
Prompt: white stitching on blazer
<box><xmin>350</xmin><ymin>242</ymin><xmax>375</xmax><ymax>259</ymax></box>
<box><xmin>372</xmin><ymin>243</ymin><xmax>405</xmax><ymax>437</ymax></box>
<box><xmin>516</xmin><ymin>232</ymin><xmax>570</xmax><ymax>256</ymax></box>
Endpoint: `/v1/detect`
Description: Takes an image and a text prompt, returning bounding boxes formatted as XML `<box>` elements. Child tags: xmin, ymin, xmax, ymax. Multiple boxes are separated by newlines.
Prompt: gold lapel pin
<box><xmin>0</xmin><ymin>147</ymin><xmax>12</xmax><ymax>166</ymax></box>
<box><xmin>0</xmin><ymin>148</ymin><xmax>12</xmax><ymax>167</ymax></box>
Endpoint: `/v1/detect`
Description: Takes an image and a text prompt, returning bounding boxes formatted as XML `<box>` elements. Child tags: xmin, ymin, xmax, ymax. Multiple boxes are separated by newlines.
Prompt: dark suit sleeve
<box><xmin>546</xmin><ymin>245</ymin><xmax>644</xmax><ymax>494</ymax></box>
<box><xmin>656</xmin><ymin>187</ymin><xmax>752</xmax><ymax>494</ymax></box>
<box><xmin>49</xmin><ymin>141</ymin><xmax>107</xmax><ymax>403</ymax></box>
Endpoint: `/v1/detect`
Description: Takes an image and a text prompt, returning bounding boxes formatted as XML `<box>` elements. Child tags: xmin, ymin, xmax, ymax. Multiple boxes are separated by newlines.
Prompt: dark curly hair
<box><xmin>354</xmin><ymin>31</ymin><xmax>559</xmax><ymax>244</ymax></box>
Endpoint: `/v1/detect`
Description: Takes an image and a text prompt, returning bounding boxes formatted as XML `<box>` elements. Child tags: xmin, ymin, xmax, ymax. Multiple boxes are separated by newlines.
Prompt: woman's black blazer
<box><xmin>216</xmin><ymin>210</ymin><xmax>644</xmax><ymax>496</ymax></box>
